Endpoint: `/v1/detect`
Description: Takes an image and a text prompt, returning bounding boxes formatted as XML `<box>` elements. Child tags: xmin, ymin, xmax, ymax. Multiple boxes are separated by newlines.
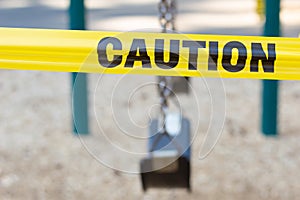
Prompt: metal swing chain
<box><xmin>150</xmin><ymin>0</ymin><xmax>182</xmax><ymax>154</ymax></box>
<box><xmin>157</xmin><ymin>0</ymin><xmax>177</xmax><ymax>135</ymax></box>
<box><xmin>159</xmin><ymin>0</ymin><xmax>177</xmax><ymax>32</ymax></box>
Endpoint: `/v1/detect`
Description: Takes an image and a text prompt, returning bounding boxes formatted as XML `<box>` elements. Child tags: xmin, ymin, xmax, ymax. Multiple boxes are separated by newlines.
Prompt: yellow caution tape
<box><xmin>1</xmin><ymin>27</ymin><xmax>300</xmax><ymax>80</ymax></box>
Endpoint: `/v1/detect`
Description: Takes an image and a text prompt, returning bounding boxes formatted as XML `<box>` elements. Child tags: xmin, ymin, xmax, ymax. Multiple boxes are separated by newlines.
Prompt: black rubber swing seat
<box><xmin>140</xmin><ymin>118</ymin><xmax>191</xmax><ymax>191</ymax></box>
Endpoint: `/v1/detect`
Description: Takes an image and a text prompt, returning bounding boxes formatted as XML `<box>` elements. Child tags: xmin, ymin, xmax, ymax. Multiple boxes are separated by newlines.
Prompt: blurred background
<box><xmin>0</xmin><ymin>0</ymin><xmax>300</xmax><ymax>199</ymax></box>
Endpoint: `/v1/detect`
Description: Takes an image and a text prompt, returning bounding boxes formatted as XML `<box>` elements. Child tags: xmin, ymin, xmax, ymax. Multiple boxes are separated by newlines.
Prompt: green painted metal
<box><xmin>69</xmin><ymin>0</ymin><xmax>89</xmax><ymax>135</ymax></box>
<box><xmin>261</xmin><ymin>0</ymin><xmax>280</xmax><ymax>136</ymax></box>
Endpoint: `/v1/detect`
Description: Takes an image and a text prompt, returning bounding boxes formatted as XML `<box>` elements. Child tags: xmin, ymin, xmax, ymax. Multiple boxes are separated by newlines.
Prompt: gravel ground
<box><xmin>0</xmin><ymin>0</ymin><xmax>300</xmax><ymax>199</ymax></box>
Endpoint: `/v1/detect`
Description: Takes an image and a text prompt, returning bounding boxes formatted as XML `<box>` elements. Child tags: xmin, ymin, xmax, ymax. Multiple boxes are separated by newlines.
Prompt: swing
<box><xmin>140</xmin><ymin>113</ymin><xmax>191</xmax><ymax>191</ymax></box>
<box><xmin>140</xmin><ymin>75</ymin><xmax>191</xmax><ymax>191</ymax></box>
<box><xmin>140</xmin><ymin>0</ymin><xmax>192</xmax><ymax>184</ymax></box>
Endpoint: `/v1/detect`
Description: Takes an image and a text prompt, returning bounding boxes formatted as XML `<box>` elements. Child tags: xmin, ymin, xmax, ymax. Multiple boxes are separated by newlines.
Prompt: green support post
<box><xmin>261</xmin><ymin>0</ymin><xmax>280</xmax><ymax>136</ymax></box>
<box><xmin>69</xmin><ymin>0</ymin><xmax>89</xmax><ymax>135</ymax></box>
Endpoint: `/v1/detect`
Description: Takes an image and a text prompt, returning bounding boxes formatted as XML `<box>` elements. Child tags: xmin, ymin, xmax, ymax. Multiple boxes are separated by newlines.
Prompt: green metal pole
<box><xmin>69</xmin><ymin>0</ymin><xmax>89</xmax><ymax>135</ymax></box>
<box><xmin>261</xmin><ymin>0</ymin><xmax>280</xmax><ymax>136</ymax></box>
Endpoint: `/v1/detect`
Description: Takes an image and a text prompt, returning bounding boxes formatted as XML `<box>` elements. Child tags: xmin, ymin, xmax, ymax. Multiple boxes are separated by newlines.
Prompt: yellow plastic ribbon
<box><xmin>1</xmin><ymin>27</ymin><xmax>300</xmax><ymax>80</ymax></box>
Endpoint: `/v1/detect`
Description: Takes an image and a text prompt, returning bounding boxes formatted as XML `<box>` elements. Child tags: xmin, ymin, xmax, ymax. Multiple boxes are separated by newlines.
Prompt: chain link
<box><xmin>157</xmin><ymin>0</ymin><xmax>177</xmax><ymax>135</ymax></box>
<box><xmin>158</xmin><ymin>0</ymin><xmax>177</xmax><ymax>32</ymax></box>
<box><xmin>149</xmin><ymin>0</ymin><xmax>183</xmax><ymax>153</ymax></box>
<box><xmin>157</xmin><ymin>76</ymin><xmax>171</xmax><ymax>134</ymax></box>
